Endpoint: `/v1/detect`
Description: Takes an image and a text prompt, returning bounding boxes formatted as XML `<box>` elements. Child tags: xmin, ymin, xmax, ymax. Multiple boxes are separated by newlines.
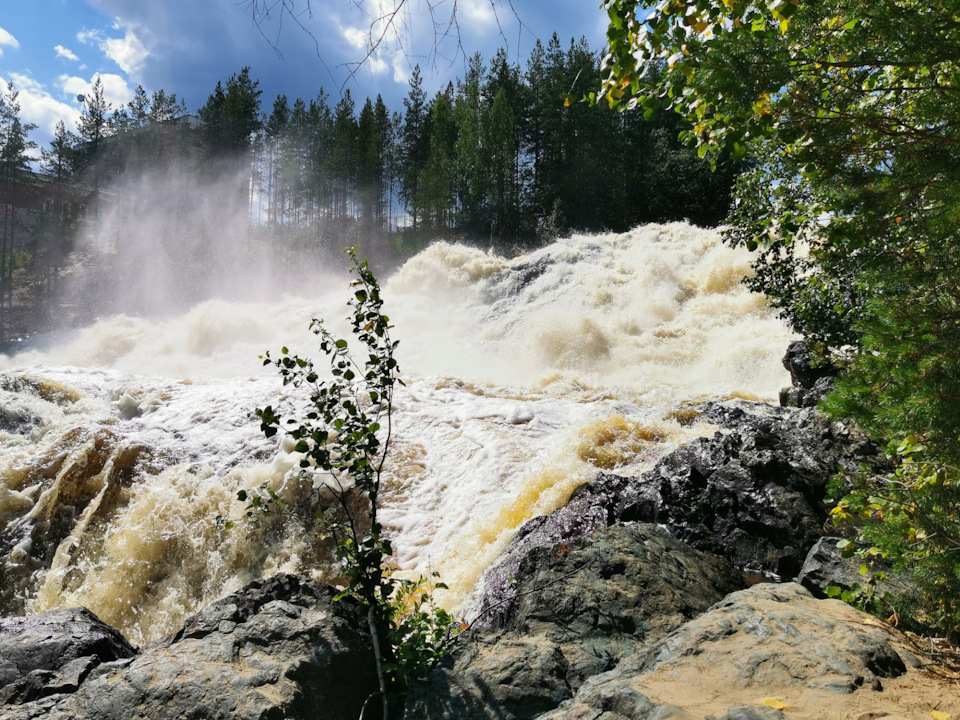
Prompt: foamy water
<box><xmin>0</xmin><ymin>223</ymin><xmax>792</xmax><ymax>644</ymax></box>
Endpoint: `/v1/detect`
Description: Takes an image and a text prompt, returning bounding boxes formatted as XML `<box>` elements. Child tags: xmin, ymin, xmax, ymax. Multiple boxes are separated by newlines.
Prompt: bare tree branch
<box><xmin>242</xmin><ymin>0</ymin><xmax>527</xmax><ymax>94</ymax></box>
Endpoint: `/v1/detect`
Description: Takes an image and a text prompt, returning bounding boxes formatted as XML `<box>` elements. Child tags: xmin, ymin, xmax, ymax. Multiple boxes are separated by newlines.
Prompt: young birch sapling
<box><xmin>239</xmin><ymin>248</ymin><xmax>455</xmax><ymax>718</ymax></box>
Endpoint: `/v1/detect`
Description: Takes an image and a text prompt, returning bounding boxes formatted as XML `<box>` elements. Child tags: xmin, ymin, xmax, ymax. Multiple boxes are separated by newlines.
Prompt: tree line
<box><xmin>0</xmin><ymin>34</ymin><xmax>740</xmax><ymax>346</ymax></box>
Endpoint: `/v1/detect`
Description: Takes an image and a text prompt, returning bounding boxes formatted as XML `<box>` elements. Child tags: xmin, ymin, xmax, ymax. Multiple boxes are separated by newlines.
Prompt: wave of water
<box><xmin>0</xmin><ymin>223</ymin><xmax>792</xmax><ymax>644</ymax></box>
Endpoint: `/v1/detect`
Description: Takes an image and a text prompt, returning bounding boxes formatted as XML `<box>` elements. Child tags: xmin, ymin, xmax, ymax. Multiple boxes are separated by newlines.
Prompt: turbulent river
<box><xmin>0</xmin><ymin>223</ymin><xmax>791</xmax><ymax>646</ymax></box>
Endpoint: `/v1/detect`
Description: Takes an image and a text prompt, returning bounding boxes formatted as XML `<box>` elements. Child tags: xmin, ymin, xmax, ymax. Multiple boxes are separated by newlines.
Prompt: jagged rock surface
<box><xmin>479</xmin><ymin>401</ymin><xmax>888</xmax><ymax>622</ymax></box>
<box><xmin>402</xmin><ymin>524</ymin><xmax>744</xmax><ymax>720</ymax></box>
<box><xmin>782</xmin><ymin>339</ymin><xmax>837</xmax><ymax>390</ymax></box>
<box><xmin>539</xmin><ymin>583</ymin><xmax>920</xmax><ymax>720</ymax></box>
<box><xmin>796</xmin><ymin>536</ymin><xmax>867</xmax><ymax>599</ymax></box>
<box><xmin>0</xmin><ymin>607</ymin><xmax>136</xmax><ymax>705</ymax></box>
<box><xmin>0</xmin><ymin>574</ymin><xmax>378</xmax><ymax>720</ymax></box>
<box><xmin>779</xmin><ymin>339</ymin><xmax>838</xmax><ymax>409</ymax></box>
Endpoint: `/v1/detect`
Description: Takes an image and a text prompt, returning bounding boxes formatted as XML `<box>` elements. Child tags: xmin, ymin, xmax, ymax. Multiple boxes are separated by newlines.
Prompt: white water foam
<box><xmin>0</xmin><ymin>223</ymin><xmax>792</xmax><ymax>643</ymax></box>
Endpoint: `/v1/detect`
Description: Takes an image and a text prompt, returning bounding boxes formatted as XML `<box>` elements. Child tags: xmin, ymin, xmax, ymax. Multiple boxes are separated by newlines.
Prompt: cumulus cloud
<box><xmin>77</xmin><ymin>23</ymin><xmax>149</xmax><ymax>76</ymax></box>
<box><xmin>0</xmin><ymin>26</ymin><xmax>18</xmax><ymax>57</ymax></box>
<box><xmin>343</xmin><ymin>26</ymin><xmax>367</xmax><ymax>50</ymax></box>
<box><xmin>58</xmin><ymin>73</ymin><xmax>135</xmax><ymax>109</ymax></box>
<box><xmin>55</xmin><ymin>45</ymin><xmax>80</xmax><ymax>62</ymax></box>
<box><xmin>3</xmin><ymin>73</ymin><xmax>81</xmax><ymax>139</ymax></box>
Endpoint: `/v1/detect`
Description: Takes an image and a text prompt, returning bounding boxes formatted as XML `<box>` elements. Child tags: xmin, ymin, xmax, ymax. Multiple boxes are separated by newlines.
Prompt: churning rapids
<box><xmin>0</xmin><ymin>223</ymin><xmax>792</xmax><ymax>646</ymax></box>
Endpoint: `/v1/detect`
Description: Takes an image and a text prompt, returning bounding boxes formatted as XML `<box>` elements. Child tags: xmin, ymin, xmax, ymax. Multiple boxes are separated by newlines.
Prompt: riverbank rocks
<box><xmin>779</xmin><ymin>339</ymin><xmax>838</xmax><ymax>408</ymax></box>
<box><xmin>538</xmin><ymin>583</ymin><xmax>930</xmax><ymax>720</ymax></box>
<box><xmin>479</xmin><ymin>400</ymin><xmax>888</xmax><ymax>620</ymax></box>
<box><xmin>0</xmin><ymin>607</ymin><xmax>136</xmax><ymax>705</ymax></box>
<box><xmin>402</xmin><ymin>524</ymin><xmax>744</xmax><ymax>720</ymax></box>
<box><xmin>0</xmin><ymin>574</ymin><xmax>378</xmax><ymax>720</ymax></box>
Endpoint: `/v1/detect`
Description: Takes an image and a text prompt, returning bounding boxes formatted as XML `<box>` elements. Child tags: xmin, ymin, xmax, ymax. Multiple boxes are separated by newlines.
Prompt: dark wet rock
<box><xmin>403</xmin><ymin>524</ymin><xmax>743</xmax><ymax>720</ymax></box>
<box><xmin>779</xmin><ymin>340</ymin><xmax>838</xmax><ymax>408</ymax></box>
<box><xmin>782</xmin><ymin>340</ymin><xmax>837</xmax><ymax>389</ymax></box>
<box><xmin>802</xmin><ymin>375</ymin><xmax>836</xmax><ymax>407</ymax></box>
<box><xmin>619</xmin><ymin>403</ymin><xmax>885</xmax><ymax>578</ymax></box>
<box><xmin>506</xmin><ymin>255</ymin><xmax>553</xmax><ymax>294</ymax></box>
<box><xmin>0</xmin><ymin>607</ymin><xmax>136</xmax><ymax>704</ymax></box>
<box><xmin>479</xmin><ymin>401</ymin><xmax>888</xmax><ymax>618</ymax></box>
<box><xmin>5</xmin><ymin>574</ymin><xmax>378</xmax><ymax>720</ymax></box>
<box><xmin>780</xmin><ymin>376</ymin><xmax>836</xmax><ymax>409</ymax></box>
<box><xmin>541</xmin><ymin>583</ymin><xmax>915</xmax><ymax>720</ymax></box>
<box><xmin>796</xmin><ymin>536</ymin><xmax>866</xmax><ymax>599</ymax></box>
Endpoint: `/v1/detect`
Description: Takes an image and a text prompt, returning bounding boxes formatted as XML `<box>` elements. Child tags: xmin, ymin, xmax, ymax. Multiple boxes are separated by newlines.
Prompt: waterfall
<box><xmin>0</xmin><ymin>222</ymin><xmax>791</xmax><ymax>645</ymax></box>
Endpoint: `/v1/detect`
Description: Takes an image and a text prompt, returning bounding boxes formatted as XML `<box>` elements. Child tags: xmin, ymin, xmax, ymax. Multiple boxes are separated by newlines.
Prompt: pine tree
<box><xmin>75</xmin><ymin>77</ymin><xmax>113</xmax><ymax>223</ymax></box>
<box><xmin>454</xmin><ymin>53</ymin><xmax>488</xmax><ymax>236</ymax></box>
<box><xmin>484</xmin><ymin>89</ymin><xmax>517</xmax><ymax>245</ymax></box>
<box><xmin>0</xmin><ymin>81</ymin><xmax>38</xmax><ymax>340</ymax></box>
<box><xmin>373</xmin><ymin>95</ymin><xmax>395</xmax><ymax>229</ymax></box>
<box><xmin>400</xmin><ymin>66</ymin><xmax>429</xmax><ymax>231</ymax></box>
<box><xmin>418</xmin><ymin>92</ymin><xmax>456</xmax><ymax>231</ymax></box>
<box><xmin>36</xmin><ymin>121</ymin><xmax>80</xmax><ymax>295</ymax></box>
<box><xmin>331</xmin><ymin>90</ymin><xmax>357</xmax><ymax>222</ymax></box>
<box><xmin>265</xmin><ymin>94</ymin><xmax>291</xmax><ymax>227</ymax></box>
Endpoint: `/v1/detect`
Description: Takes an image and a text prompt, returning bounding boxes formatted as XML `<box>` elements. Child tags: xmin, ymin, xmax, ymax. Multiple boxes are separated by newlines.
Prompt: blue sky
<box><xmin>0</xmin><ymin>0</ymin><xmax>610</xmax><ymax>152</ymax></box>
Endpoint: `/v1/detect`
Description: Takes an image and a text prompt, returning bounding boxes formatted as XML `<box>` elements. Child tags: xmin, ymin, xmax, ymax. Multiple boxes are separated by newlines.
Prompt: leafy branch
<box><xmin>239</xmin><ymin>247</ymin><xmax>456</xmax><ymax>718</ymax></box>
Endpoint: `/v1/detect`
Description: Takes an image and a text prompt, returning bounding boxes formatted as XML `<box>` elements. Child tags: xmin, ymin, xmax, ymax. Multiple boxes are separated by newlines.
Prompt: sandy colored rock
<box><xmin>542</xmin><ymin>583</ymin><xmax>960</xmax><ymax>720</ymax></box>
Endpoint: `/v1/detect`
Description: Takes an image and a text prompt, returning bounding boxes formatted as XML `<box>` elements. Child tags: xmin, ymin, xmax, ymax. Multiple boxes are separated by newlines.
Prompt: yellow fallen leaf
<box><xmin>758</xmin><ymin>698</ymin><xmax>789</xmax><ymax>710</ymax></box>
<box><xmin>930</xmin><ymin>711</ymin><xmax>950</xmax><ymax>720</ymax></box>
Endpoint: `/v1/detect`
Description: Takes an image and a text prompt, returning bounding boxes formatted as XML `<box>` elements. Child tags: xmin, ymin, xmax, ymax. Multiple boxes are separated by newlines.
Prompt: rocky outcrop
<box><xmin>795</xmin><ymin>536</ymin><xmax>866</xmax><ymax>598</ymax></box>
<box><xmin>779</xmin><ymin>339</ymin><xmax>838</xmax><ymax>409</ymax></box>
<box><xmin>479</xmin><ymin>400</ymin><xmax>887</xmax><ymax>621</ymax></box>
<box><xmin>0</xmin><ymin>607</ymin><xmax>136</xmax><ymax>705</ymax></box>
<box><xmin>538</xmin><ymin>583</ymin><xmax>919</xmax><ymax>720</ymax></box>
<box><xmin>1</xmin><ymin>574</ymin><xmax>378</xmax><ymax>720</ymax></box>
<box><xmin>403</xmin><ymin>524</ymin><xmax>744</xmax><ymax>720</ymax></box>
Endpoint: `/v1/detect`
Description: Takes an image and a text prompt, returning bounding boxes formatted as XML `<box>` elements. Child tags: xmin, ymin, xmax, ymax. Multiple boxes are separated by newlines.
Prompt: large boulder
<box><xmin>795</xmin><ymin>536</ymin><xmax>867</xmax><ymax>599</ymax></box>
<box><xmin>779</xmin><ymin>340</ymin><xmax>839</xmax><ymax>408</ymax></box>
<box><xmin>3</xmin><ymin>574</ymin><xmax>379</xmax><ymax>720</ymax></box>
<box><xmin>540</xmin><ymin>583</ymin><xmax>926</xmax><ymax>720</ymax></box>
<box><xmin>782</xmin><ymin>339</ymin><xmax>837</xmax><ymax>390</ymax></box>
<box><xmin>403</xmin><ymin>524</ymin><xmax>744</xmax><ymax>720</ymax></box>
<box><xmin>0</xmin><ymin>607</ymin><xmax>137</xmax><ymax>705</ymax></box>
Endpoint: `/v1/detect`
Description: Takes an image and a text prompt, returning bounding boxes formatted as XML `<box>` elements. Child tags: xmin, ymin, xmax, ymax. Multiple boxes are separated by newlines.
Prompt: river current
<box><xmin>0</xmin><ymin>223</ymin><xmax>791</xmax><ymax>645</ymax></box>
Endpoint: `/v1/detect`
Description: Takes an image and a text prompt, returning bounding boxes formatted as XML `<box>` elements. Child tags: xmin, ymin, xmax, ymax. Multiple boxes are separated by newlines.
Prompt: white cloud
<box><xmin>0</xmin><ymin>26</ymin><xmax>19</xmax><ymax>57</ymax></box>
<box><xmin>77</xmin><ymin>24</ymin><xmax>149</xmax><ymax>76</ymax></box>
<box><xmin>462</xmin><ymin>0</ymin><xmax>497</xmax><ymax>27</ymax></box>
<box><xmin>102</xmin><ymin>27</ymin><xmax>149</xmax><ymax>75</ymax></box>
<box><xmin>76</xmin><ymin>29</ymin><xmax>102</xmax><ymax>46</ymax></box>
<box><xmin>3</xmin><ymin>73</ymin><xmax>81</xmax><ymax>138</ymax></box>
<box><xmin>369</xmin><ymin>56</ymin><xmax>388</xmax><ymax>76</ymax></box>
<box><xmin>55</xmin><ymin>45</ymin><xmax>80</xmax><ymax>62</ymax></box>
<box><xmin>343</xmin><ymin>26</ymin><xmax>367</xmax><ymax>50</ymax></box>
<box><xmin>392</xmin><ymin>58</ymin><xmax>409</xmax><ymax>85</ymax></box>
<box><xmin>58</xmin><ymin>73</ymin><xmax>134</xmax><ymax>110</ymax></box>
